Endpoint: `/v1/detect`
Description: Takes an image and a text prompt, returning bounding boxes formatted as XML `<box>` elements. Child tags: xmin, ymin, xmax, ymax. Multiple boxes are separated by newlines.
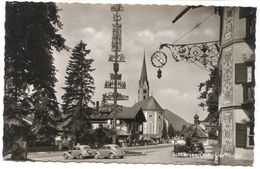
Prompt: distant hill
<box><xmin>163</xmin><ymin>109</ymin><xmax>190</xmax><ymax>131</ymax></box>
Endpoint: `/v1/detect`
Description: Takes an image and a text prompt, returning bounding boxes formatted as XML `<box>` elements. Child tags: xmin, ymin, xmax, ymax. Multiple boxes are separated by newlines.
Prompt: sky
<box><xmin>53</xmin><ymin>3</ymin><xmax>220</xmax><ymax>123</ymax></box>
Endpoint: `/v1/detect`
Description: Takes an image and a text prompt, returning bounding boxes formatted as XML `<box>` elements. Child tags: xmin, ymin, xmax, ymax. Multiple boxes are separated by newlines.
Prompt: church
<box><xmin>135</xmin><ymin>53</ymin><xmax>166</xmax><ymax>139</ymax></box>
<box><xmin>91</xmin><ymin>52</ymin><xmax>189</xmax><ymax>145</ymax></box>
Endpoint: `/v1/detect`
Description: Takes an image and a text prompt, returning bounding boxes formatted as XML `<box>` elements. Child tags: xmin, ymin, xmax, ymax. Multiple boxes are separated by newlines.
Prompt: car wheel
<box><xmin>63</xmin><ymin>154</ymin><xmax>69</xmax><ymax>160</ymax></box>
<box><xmin>94</xmin><ymin>153</ymin><xmax>100</xmax><ymax>159</ymax></box>
<box><xmin>79</xmin><ymin>154</ymin><xmax>84</xmax><ymax>159</ymax></box>
<box><xmin>109</xmin><ymin>153</ymin><xmax>115</xmax><ymax>159</ymax></box>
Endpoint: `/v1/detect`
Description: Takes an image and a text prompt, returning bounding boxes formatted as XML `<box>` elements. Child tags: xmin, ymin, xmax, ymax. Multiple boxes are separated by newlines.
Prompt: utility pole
<box><xmin>104</xmin><ymin>4</ymin><xmax>128</xmax><ymax>144</ymax></box>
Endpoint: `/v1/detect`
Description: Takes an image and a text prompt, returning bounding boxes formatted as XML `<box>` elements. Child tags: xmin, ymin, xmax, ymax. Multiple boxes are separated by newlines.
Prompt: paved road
<box><xmin>28</xmin><ymin>144</ymin><xmax>215</xmax><ymax>165</ymax></box>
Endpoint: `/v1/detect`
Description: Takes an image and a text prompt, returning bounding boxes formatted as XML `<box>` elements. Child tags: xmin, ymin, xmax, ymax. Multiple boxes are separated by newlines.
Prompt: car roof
<box><xmin>104</xmin><ymin>144</ymin><xmax>118</xmax><ymax>147</ymax></box>
<box><xmin>75</xmin><ymin>145</ymin><xmax>90</xmax><ymax>147</ymax></box>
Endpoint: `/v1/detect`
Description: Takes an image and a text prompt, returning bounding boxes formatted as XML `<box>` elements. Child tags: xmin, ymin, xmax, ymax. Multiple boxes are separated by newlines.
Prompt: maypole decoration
<box><xmin>103</xmin><ymin>4</ymin><xmax>128</xmax><ymax>144</ymax></box>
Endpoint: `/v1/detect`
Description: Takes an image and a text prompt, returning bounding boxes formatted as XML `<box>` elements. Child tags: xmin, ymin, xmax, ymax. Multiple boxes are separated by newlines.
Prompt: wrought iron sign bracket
<box><xmin>151</xmin><ymin>41</ymin><xmax>220</xmax><ymax>78</ymax></box>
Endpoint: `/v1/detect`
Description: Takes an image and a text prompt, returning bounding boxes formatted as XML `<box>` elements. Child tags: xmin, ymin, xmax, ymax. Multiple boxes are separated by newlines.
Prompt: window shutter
<box><xmin>235</xmin><ymin>63</ymin><xmax>247</xmax><ymax>84</ymax></box>
<box><xmin>236</xmin><ymin>123</ymin><xmax>247</xmax><ymax>148</ymax></box>
<box><xmin>239</xmin><ymin>8</ymin><xmax>250</xmax><ymax>18</ymax></box>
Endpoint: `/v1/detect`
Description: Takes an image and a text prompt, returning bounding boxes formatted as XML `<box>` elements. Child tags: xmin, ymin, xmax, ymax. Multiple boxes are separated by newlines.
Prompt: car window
<box><xmin>83</xmin><ymin>146</ymin><xmax>90</xmax><ymax>150</ymax></box>
<box><xmin>114</xmin><ymin>145</ymin><xmax>119</xmax><ymax>149</ymax></box>
<box><xmin>76</xmin><ymin>147</ymin><xmax>80</xmax><ymax>150</ymax></box>
<box><xmin>101</xmin><ymin>146</ymin><xmax>106</xmax><ymax>149</ymax></box>
<box><xmin>107</xmin><ymin>146</ymin><xmax>111</xmax><ymax>149</ymax></box>
<box><xmin>72</xmin><ymin>147</ymin><xmax>77</xmax><ymax>150</ymax></box>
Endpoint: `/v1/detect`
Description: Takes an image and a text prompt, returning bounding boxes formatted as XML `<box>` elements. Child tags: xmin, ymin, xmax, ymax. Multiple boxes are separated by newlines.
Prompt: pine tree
<box><xmin>168</xmin><ymin>123</ymin><xmax>175</xmax><ymax>138</ymax></box>
<box><xmin>101</xmin><ymin>94</ymin><xmax>108</xmax><ymax>107</ymax></box>
<box><xmin>4</xmin><ymin>2</ymin><xmax>67</xmax><ymax>159</ymax></box>
<box><xmin>30</xmin><ymin>88</ymin><xmax>60</xmax><ymax>146</ymax></box>
<box><xmin>162</xmin><ymin>119</ymin><xmax>168</xmax><ymax>139</ymax></box>
<box><xmin>62</xmin><ymin>41</ymin><xmax>95</xmax><ymax>145</ymax></box>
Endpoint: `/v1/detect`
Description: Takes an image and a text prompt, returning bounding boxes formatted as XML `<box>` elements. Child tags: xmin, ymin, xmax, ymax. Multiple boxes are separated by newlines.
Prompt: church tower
<box><xmin>138</xmin><ymin>52</ymin><xmax>149</xmax><ymax>101</ymax></box>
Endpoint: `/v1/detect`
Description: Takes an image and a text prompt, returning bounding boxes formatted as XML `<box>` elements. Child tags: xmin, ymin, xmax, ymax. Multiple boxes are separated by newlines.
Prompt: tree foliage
<box><xmin>198</xmin><ymin>67</ymin><xmax>220</xmax><ymax>122</ymax></box>
<box><xmin>61</xmin><ymin>41</ymin><xmax>95</xmax><ymax>145</ymax></box>
<box><xmin>162</xmin><ymin>119</ymin><xmax>168</xmax><ymax>139</ymax></box>
<box><xmin>168</xmin><ymin>123</ymin><xmax>175</xmax><ymax>138</ymax></box>
<box><xmin>4</xmin><ymin>1</ymin><xmax>67</xmax><ymax>157</ymax></box>
<box><xmin>93</xmin><ymin>125</ymin><xmax>113</xmax><ymax>148</ymax></box>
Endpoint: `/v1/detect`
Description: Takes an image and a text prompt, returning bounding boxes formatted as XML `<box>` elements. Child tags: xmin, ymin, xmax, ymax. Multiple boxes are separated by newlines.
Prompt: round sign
<box><xmin>151</xmin><ymin>50</ymin><xmax>167</xmax><ymax>68</ymax></box>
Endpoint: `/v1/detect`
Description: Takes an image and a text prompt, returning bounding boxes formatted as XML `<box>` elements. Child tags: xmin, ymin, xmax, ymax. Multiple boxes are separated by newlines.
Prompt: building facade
<box><xmin>91</xmin><ymin>105</ymin><xmax>146</xmax><ymax>146</ymax></box>
<box><xmin>134</xmin><ymin>96</ymin><xmax>165</xmax><ymax>138</ymax></box>
<box><xmin>218</xmin><ymin>7</ymin><xmax>255</xmax><ymax>160</ymax></box>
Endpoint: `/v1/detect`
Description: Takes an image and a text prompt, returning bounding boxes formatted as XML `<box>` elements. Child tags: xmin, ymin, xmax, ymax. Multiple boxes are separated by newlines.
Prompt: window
<box><xmin>236</xmin><ymin>123</ymin><xmax>247</xmax><ymax>148</ymax></box>
<box><xmin>235</xmin><ymin>63</ymin><xmax>247</xmax><ymax>84</ymax></box>
<box><xmin>239</xmin><ymin>8</ymin><xmax>256</xmax><ymax>41</ymax></box>
<box><xmin>247</xmin><ymin>66</ymin><xmax>253</xmax><ymax>82</ymax></box>
<box><xmin>235</xmin><ymin>62</ymin><xmax>255</xmax><ymax>103</ymax></box>
<box><xmin>83</xmin><ymin>146</ymin><xmax>90</xmax><ymax>150</ymax></box>
<box><xmin>235</xmin><ymin>63</ymin><xmax>254</xmax><ymax>84</ymax></box>
<box><xmin>236</xmin><ymin>123</ymin><xmax>254</xmax><ymax>148</ymax></box>
<box><xmin>247</xmin><ymin>125</ymin><xmax>254</xmax><ymax>147</ymax></box>
<box><xmin>148</xmin><ymin>121</ymin><xmax>153</xmax><ymax>134</ymax></box>
<box><xmin>143</xmin><ymin>96</ymin><xmax>146</xmax><ymax>100</ymax></box>
<box><xmin>149</xmin><ymin>115</ymin><xmax>153</xmax><ymax>118</ymax></box>
<box><xmin>143</xmin><ymin>89</ymin><xmax>147</xmax><ymax>94</ymax></box>
<box><xmin>243</xmin><ymin>83</ymin><xmax>255</xmax><ymax>103</ymax></box>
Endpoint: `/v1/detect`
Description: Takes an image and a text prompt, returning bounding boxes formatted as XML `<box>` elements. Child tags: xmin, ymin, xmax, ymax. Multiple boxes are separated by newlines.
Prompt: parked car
<box><xmin>94</xmin><ymin>144</ymin><xmax>125</xmax><ymax>159</ymax></box>
<box><xmin>173</xmin><ymin>139</ymin><xmax>187</xmax><ymax>153</ymax></box>
<box><xmin>63</xmin><ymin>145</ymin><xmax>95</xmax><ymax>159</ymax></box>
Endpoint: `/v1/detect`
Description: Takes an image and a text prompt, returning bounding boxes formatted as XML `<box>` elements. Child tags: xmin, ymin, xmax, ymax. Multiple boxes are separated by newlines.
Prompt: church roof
<box><xmin>91</xmin><ymin>105</ymin><xmax>146</xmax><ymax>123</ymax></box>
<box><xmin>133</xmin><ymin>96</ymin><xmax>164</xmax><ymax>111</ymax></box>
<box><xmin>139</xmin><ymin>52</ymin><xmax>149</xmax><ymax>88</ymax></box>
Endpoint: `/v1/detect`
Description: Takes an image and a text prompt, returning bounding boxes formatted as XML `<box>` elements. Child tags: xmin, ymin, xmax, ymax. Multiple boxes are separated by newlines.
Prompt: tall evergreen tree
<box><xmin>162</xmin><ymin>119</ymin><xmax>168</xmax><ymax>139</ymax></box>
<box><xmin>168</xmin><ymin>123</ymin><xmax>175</xmax><ymax>138</ymax></box>
<box><xmin>62</xmin><ymin>41</ymin><xmax>95</xmax><ymax>145</ymax></box>
<box><xmin>4</xmin><ymin>2</ymin><xmax>67</xmax><ymax>159</ymax></box>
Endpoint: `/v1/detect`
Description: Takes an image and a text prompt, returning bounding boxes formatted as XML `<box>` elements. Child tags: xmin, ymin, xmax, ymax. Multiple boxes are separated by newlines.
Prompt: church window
<box><xmin>149</xmin><ymin>115</ymin><xmax>153</xmax><ymax>118</ymax></box>
<box><xmin>158</xmin><ymin>115</ymin><xmax>161</xmax><ymax>119</ymax></box>
<box><xmin>143</xmin><ymin>89</ymin><xmax>147</xmax><ymax>94</ymax></box>
<box><xmin>143</xmin><ymin>96</ymin><xmax>146</xmax><ymax>100</ymax></box>
<box><xmin>148</xmin><ymin>121</ymin><xmax>153</xmax><ymax>134</ymax></box>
